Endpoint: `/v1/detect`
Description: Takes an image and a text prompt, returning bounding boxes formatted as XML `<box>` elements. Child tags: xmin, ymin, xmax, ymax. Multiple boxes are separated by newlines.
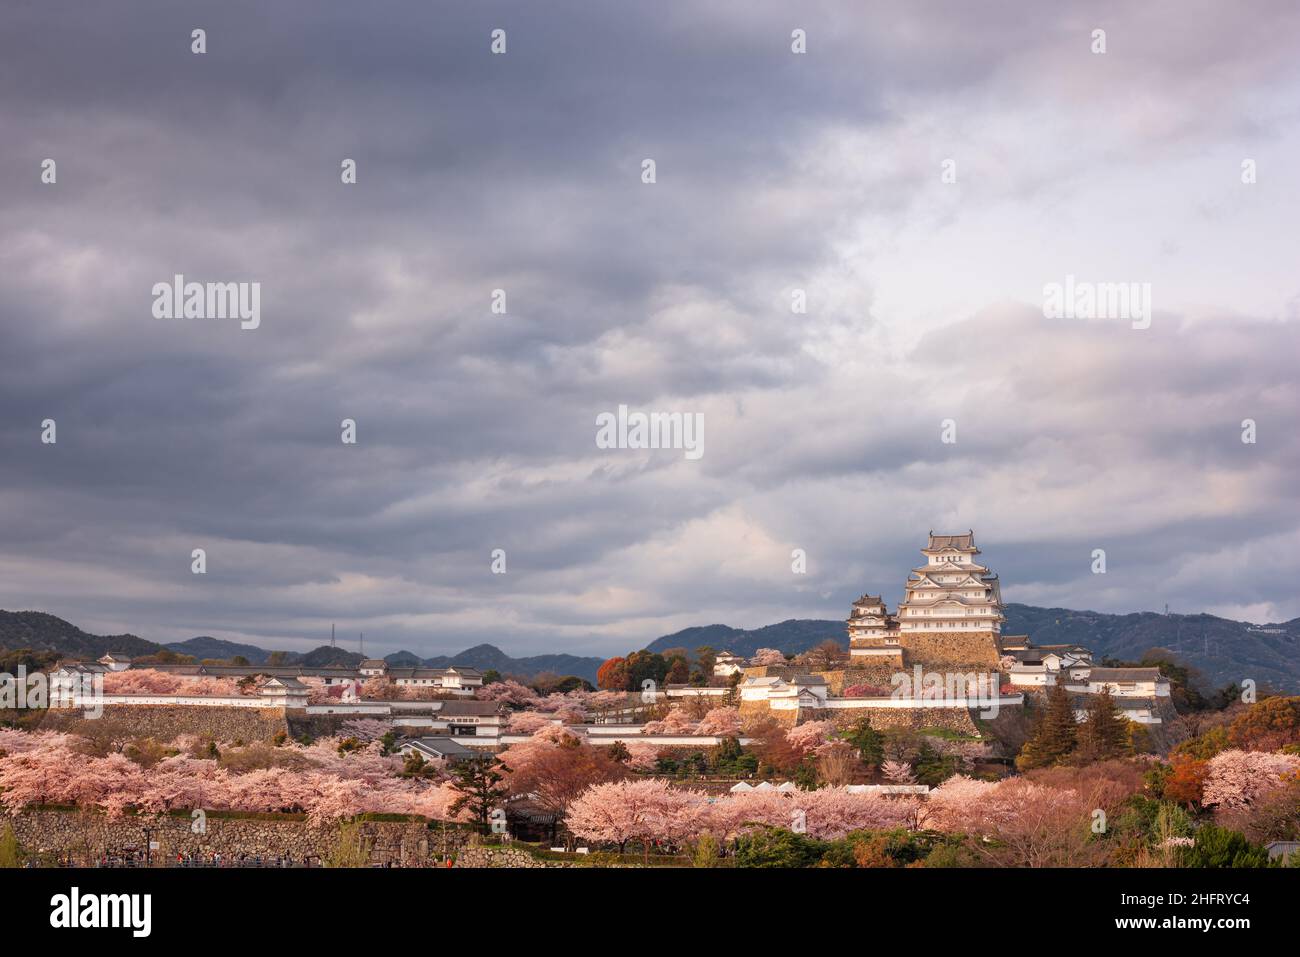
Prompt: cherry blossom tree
<box><xmin>785</xmin><ymin>720</ymin><xmax>836</xmax><ymax>756</ymax></box>
<box><xmin>0</xmin><ymin>729</ymin><xmax>456</xmax><ymax>824</ymax></box>
<box><xmin>567</xmin><ymin>779</ymin><xmax>707</xmax><ymax>855</ymax></box>
<box><xmin>797</xmin><ymin>787</ymin><xmax>920</xmax><ymax>840</ymax></box>
<box><xmin>502</xmin><ymin>733</ymin><xmax>626</xmax><ymax>840</ymax></box>
<box><xmin>340</xmin><ymin>719</ymin><xmax>390</xmax><ymax>743</ymax></box>
<box><xmin>919</xmin><ymin>774</ymin><xmax>999</xmax><ymax>830</ymax></box>
<box><xmin>642</xmin><ymin>708</ymin><xmax>700</xmax><ymax>735</ymax></box>
<box><xmin>506</xmin><ymin>711</ymin><xmax>556</xmax><ymax>734</ymax></box>
<box><xmin>750</xmin><ymin>648</ymin><xmax>786</xmax><ymax>667</ymax></box>
<box><xmin>476</xmin><ymin>680</ymin><xmax>540</xmax><ymax>708</ymax></box>
<box><xmin>702</xmin><ymin>789</ymin><xmax>795</xmax><ymax>839</ymax></box>
<box><xmin>622</xmin><ymin>742</ymin><xmax>660</xmax><ymax>771</ymax></box>
<box><xmin>1202</xmin><ymin>749</ymin><xmax>1300</xmax><ymax>812</ymax></box>
<box><xmin>360</xmin><ymin>676</ymin><xmax>395</xmax><ymax>699</ymax></box>
<box><xmin>882</xmin><ymin>760</ymin><xmax>916</xmax><ymax>784</ymax></box>
<box><xmin>695</xmin><ymin>707</ymin><xmax>744</xmax><ymax>736</ymax></box>
<box><xmin>923</xmin><ymin>775</ymin><xmax>1106</xmax><ymax>867</ymax></box>
<box><xmin>102</xmin><ymin>669</ymin><xmax>243</xmax><ymax>697</ymax></box>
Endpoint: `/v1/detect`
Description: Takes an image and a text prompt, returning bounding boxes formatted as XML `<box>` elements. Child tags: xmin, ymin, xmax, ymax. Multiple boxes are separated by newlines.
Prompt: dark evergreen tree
<box><xmin>1075</xmin><ymin>689</ymin><xmax>1132</xmax><ymax>762</ymax></box>
<box><xmin>1016</xmin><ymin>682</ymin><xmax>1077</xmax><ymax>770</ymax></box>
<box><xmin>843</xmin><ymin>715</ymin><xmax>885</xmax><ymax>769</ymax></box>
<box><xmin>447</xmin><ymin>756</ymin><xmax>508</xmax><ymax>832</ymax></box>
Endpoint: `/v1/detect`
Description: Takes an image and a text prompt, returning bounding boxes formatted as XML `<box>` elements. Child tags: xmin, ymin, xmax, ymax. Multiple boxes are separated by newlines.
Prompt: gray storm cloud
<box><xmin>1</xmin><ymin>1</ymin><xmax>1298</xmax><ymax>656</ymax></box>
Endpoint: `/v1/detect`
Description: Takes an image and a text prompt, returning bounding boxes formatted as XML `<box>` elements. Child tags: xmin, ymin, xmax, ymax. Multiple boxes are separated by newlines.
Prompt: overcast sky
<box><xmin>2</xmin><ymin>1</ymin><xmax>1299</xmax><ymax>659</ymax></box>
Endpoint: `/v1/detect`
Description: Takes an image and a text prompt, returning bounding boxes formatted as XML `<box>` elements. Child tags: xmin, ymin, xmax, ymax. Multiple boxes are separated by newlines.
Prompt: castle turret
<box><xmin>847</xmin><ymin>594</ymin><xmax>900</xmax><ymax>656</ymax></box>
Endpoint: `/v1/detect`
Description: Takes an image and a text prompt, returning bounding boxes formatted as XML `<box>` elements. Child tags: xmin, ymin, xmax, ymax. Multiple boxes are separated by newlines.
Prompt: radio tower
<box><xmin>359</xmin><ymin>632</ymin><xmax>365</xmax><ymax>657</ymax></box>
<box><xmin>331</xmin><ymin>623</ymin><xmax>336</xmax><ymax>648</ymax></box>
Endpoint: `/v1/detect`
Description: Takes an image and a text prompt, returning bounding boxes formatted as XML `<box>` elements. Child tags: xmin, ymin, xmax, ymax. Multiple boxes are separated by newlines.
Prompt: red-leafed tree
<box><xmin>596</xmin><ymin>656</ymin><xmax>630</xmax><ymax>692</ymax></box>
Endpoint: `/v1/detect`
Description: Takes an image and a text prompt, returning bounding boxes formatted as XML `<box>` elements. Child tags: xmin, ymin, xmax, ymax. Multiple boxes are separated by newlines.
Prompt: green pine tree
<box><xmin>1183</xmin><ymin>824</ymin><xmax>1271</xmax><ymax>868</ymax></box>
<box><xmin>1075</xmin><ymin>690</ymin><xmax>1132</xmax><ymax>763</ymax></box>
<box><xmin>447</xmin><ymin>756</ymin><xmax>509</xmax><ymax>832</ymax></box>
<box><xmin>843</xmin><ymin>715</ymin><xmax>885</xmax><ymax>769</ymax></box>
<box><xmin>1016</xmin><ymin>683</ymin><xmax>1077</xmax><ymax>770</ymax></box>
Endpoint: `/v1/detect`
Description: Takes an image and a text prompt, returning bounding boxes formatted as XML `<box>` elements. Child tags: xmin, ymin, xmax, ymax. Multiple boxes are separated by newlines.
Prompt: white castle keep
<box><xmin>849</xmin><ymin>531</ymin><xmax>1006</xmax><ymax>658</ymax></box>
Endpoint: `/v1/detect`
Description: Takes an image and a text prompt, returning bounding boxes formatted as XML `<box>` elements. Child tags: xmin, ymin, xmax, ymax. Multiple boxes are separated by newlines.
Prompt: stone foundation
<box><xmin>454</xmin><ymin>845</ymin><xmax>571</xmax><ymax>868</ymax></box>
<box><xmin>817</xmin><ymin>667</ymin><xmax>899</xmax><ymax>694</ymax></box>
<box><xmin>897</xmin><ymin>631</ymin><xmax>1000</xmax><ymax>670</ymax></box>
<box><xmin>35</xmin><ymin>704</ymin><xmax>290</xmax><ymax>744</ymax></box>
<box><xmin>6</xmin><ymin>807</ymin><xmax>464</xmax><ymax>866</ymax></box>
<box><xmin>820</xmin><ymin>707</ymin><xmax>982</xmax><ymax>736</ymax></box>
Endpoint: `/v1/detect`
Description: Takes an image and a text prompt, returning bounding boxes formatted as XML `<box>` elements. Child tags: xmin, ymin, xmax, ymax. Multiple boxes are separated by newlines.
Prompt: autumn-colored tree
<box><xmin>1228</xmin><ymin>695</ymin><xmax>1300</xmax><ymax>752</ymax></box>
<box><xmin>596</xmin><ymin>656</ymin><xmax>629</xmax><ymax>692</ymax></box>
<box><xmin>749</xmin><ymin>718</ymin><xmax>805</xmax><ymax>774</ymax></box>
<box><xmin>1162</xmin><ymin>756</ymin><xmax>1210</xmax><ymax>809</ymax></box>
<box><xmin>1015</xmin><ymin>683</ymin><xmax>1076</xmax><ymax>770</ymax></box>
<box><xmin>503</xmin><ymin>734</ymin><xmax>626</xmax><ymax>841</ymax></box>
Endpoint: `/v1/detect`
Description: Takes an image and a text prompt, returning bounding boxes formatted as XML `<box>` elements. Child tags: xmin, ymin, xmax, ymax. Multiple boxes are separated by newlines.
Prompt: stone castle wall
<box><xmin>6</xmin><ymin>807</ymin><xmax>464</xmax><ymax>866</ymax></box>
<box><xmin>737</xmin><ymin>700</ymin><xmax>798</xmax><ymax>726</ymax></box>
<box><xmin>819</xmin><ymin>706</ymin><xmax>982</xmax><ymax>736</ymax></box>
<box><xmin>741</xmin><ymin>665</ymin><xmax>790</xmax><ymax>679</ymax></box>
<box><xmin>817</xmin><ymin>666</ymin><xmax>900</xmax><ymax>693</ymax></box>
<box><xmin>454</xmin><ymin>845</ymin><xmax>571</xmax><ymax>868</ymax></box>
<box><xmin>35</xmin><ymin>704</ymin><xmax>290</xmax><ymax>743</ymax></box>
<box><xmin>897</xmin><ymin>631</ymin><xmax>1001</xmax><ymax>670</ymax></box>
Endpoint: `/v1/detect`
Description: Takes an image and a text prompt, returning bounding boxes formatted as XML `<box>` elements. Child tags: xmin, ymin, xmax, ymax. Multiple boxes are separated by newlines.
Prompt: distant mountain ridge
<box><xmin>408</xmin><ymin>643</ymin><xmax>607</xmax><ymax>683</ymax></box>
<box><xmin>0</xmin><ymin>611</ymin><xmax>159</xmax><ymax>659</ymax></box>
<box><xmin>647</xmin><ymin>620</ymin><xmax>845</xmax><ymax>659</ymax></box>
<box><xmin>645</xmin><ymin>605</ymin><xmax>1300</xmax><ymax>692</ymax></box>
<box><xmin>165</xmin><ymin>636</ymin><xmax>281</xmax><ymax>664</ymax></box>
<box><xmin>5</xmin><ymin>605</ymin><xmax>1299</xmax><ymax>691</ymax></box>
<box><xmin>1000</xmin><ymin>603</ymin><xmax>1300</xmax><ymax>692</ymax></box>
